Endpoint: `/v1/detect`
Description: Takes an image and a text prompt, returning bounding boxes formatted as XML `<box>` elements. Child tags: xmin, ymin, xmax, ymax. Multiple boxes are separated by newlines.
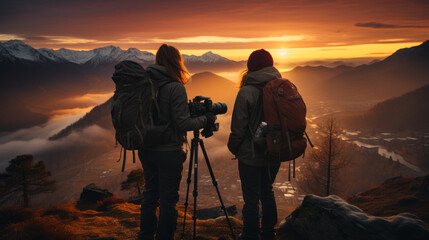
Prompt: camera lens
<box><xmin>212</xmin><ymin>102</ymin><xmax>227</xmax><ymax>115</ymax></box>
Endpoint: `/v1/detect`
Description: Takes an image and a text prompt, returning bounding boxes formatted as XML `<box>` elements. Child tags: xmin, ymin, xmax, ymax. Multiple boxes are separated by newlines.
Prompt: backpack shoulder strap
<box><xmin>150</xmin><ymin>79</ymin><xmax>176</xmax><ymax>127</ymax></box>
<box><xmin>246</xmin><ymin>85</ymin><xmax>264</xmax><ymax>137</ymax></box>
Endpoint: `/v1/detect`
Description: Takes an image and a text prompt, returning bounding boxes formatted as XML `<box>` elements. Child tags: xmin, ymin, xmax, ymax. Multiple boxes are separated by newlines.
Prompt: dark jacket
<box><xmin>145</xmin><ymin>64</ymin><xmax>207</xmax><ymax>151</ymax></box>
<box><xmin>227</xmin><ymin>66</ymin><xmax>281</xmax><ymax>166</ymax></box>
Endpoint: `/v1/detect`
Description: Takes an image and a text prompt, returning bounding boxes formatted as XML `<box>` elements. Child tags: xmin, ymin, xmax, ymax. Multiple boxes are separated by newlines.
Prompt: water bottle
<box><xmin>255</xmin><ymin>121</ymin><xmax>267</xmax><ymax>139</ymax></box>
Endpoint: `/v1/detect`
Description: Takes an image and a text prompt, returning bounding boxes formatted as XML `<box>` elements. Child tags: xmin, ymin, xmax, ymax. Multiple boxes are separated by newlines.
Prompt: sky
<box><xmin>1</xmin><ymin>0</ymin><xmax>429</xmax><ymax>63</ymax></box>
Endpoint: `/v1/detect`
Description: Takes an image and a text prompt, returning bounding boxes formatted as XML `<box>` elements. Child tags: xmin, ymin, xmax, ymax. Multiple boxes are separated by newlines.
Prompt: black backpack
<box><xmin>111</xmin><ymin>60</ymin><xmax>168</xmax><ymax>171</ymax></box>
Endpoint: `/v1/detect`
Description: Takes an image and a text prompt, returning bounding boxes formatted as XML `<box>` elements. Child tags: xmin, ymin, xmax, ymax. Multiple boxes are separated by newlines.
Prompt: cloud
<box><xmin>21</xmin><ymin>35</ymin><xmax>309</xmax><ymax>46</ymax></box>
<box><xmin>153</xmin><ymin>35</ymin><xmax>309</xmax><ymax>44</ymax></box>
<box><xmin>355</xmin><ymin>22</ymin><xmax>429</xmax><ymax>29</ymax></box>
<box><xmin>0</xmin><ymin>34</ymin><xmax>24</xmax><ymax>41</ymax></box>
<box><xmin>0</xmin><ymin>113</ymin><xmax>86</xmax><ymax>144</ymax></box>
<box><xmin>1</xmin><ymin>0</ymin><xmax>428</xmax><ymax>53</ymax></box>
<box><xmin>0</xmin><ymin>112</ymin><xmax>108</xmax><ymax>170</ymax></box>
<box><xmin>24</xmin><ymin>36</ymin><xmax>52</xmax><ymax>41</ymax></box>
<box><xmin>0</xmin><ymin>125</ymin><xmax>112</xmax><ymax>171</ymax></box>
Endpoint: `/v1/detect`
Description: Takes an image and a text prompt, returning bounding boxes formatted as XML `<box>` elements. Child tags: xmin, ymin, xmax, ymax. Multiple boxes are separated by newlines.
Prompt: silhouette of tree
<box><xmin>0</xmin><ymin>155</ymin><xmax>55</xmax><ymax>207</ymax></box>
<box><xmin>298</xmin><ymin>115</ymin><xmax>348</xmax><ymax>196</ymax></box>
<box><xmin>121</xmin><ymin>169</ymin><xmax>144</xmax><ymax>196</ymax></box>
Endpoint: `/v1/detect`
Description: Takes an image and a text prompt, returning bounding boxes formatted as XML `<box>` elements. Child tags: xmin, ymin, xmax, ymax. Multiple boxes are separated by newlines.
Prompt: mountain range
<box><xmin>0</xmin><ymin>40</ymin><xmax>244</xmax><ymax>70</ymax></box>
<box><xmin>342</xmin><ymin>83</ymin><xmax>429</xmax><ymax>132</ymax></box>
<box><xmin>321</xmin><ymin>41</ymin><xmax>429</xmax><ymax>101</ymax></box>
<box><xmin>0</xmin><ymin>40</ymin><xmax>243</xmax><ymax>132</ymax></box>
<box><xmin>283</xmin><ymin>40</ymin><xmax>429</xmax><ymax>103</ymax></box>
<box><xmin>1</xmin><ymin>39</ymin><xmax>429</xmax><ymax>132</ymax></box>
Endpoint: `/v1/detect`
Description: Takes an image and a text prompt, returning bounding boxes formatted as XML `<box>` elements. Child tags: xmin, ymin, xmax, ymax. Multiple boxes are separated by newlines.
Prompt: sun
<box><xmin>279</xmin><ymin>51</ymin><xmax>287</xmax><ymax>56</ymax></box>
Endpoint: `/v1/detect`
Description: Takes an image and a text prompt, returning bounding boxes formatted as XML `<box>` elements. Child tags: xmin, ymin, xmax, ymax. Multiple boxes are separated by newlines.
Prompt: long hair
<box><xmin>155</xmin><ymin>44</ymin><xmax>190</xmax><ymax>84</ymax></box>
<box><xmin>239</xmin><ymin>69</ymin><xmax>248</xmax><ymax>88</ymax></box>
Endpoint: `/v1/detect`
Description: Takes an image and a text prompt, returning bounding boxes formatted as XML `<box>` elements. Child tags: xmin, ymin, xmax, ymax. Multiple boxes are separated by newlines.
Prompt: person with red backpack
<box><xmin>228</xmin><ymin>49</ymin><xmax>308</xmax><ymax>240</ymax></box>
<box><xmin>228</xmin><ymin>49</ymin><xmax>282</xmax><ymax>240</ymax></box>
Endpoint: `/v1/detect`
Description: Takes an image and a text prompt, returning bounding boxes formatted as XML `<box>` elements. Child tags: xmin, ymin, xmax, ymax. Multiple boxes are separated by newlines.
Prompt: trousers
<box><xmin>239</xmin><ymin>161</ymin><xmax>280</xmax><ymax>240</ymax></box>
<box><xmin>138</xmin><ymin>149</ymin><xmax>186</xmax><ymax>240</ymax></box>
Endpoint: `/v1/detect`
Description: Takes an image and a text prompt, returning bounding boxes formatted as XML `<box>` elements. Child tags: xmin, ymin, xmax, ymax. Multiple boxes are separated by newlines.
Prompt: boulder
<box><xmin>277</xmin><ymin>195</ymin><xmax>429</xmax><ymax>240</ymax></box>
<box><xmin>196</xmin><ymin>205</ymin><xmax>237</xmax><ymax>220</ymax></box>
<box><xmin>79</xmin><ymin>183</ymin><xmax>113</xmax><ymax>204</ymax></box>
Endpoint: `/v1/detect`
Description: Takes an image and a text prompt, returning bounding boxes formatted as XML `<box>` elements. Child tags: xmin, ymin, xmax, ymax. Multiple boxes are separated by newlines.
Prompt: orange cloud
<box><xmin>1</xmin><ymin>0</ymin><xmax>428</xmax><ymax>61</ymax></box>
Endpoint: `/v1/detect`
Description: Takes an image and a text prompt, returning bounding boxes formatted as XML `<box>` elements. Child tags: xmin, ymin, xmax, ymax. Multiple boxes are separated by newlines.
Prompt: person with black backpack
<box><xmin>131</xmin><ymin>44</ymin><xmax>213</xmax><ymax>240</ymax></box>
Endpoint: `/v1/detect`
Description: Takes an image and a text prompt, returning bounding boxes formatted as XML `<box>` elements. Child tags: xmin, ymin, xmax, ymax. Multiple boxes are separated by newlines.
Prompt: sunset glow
<box><xmin>1</xmin><ymin>1</ymin><xmax>429</xmax><ymax>237</ymax></box>
<box><xmin>180</xmin><ymin>41</ymin><xmax>421</xmax><ymax>64</ymax></box>
<box><xmin>1</xmin><ymin>0</ymin><xmax>427</xmax><ymax>63</ymax></box>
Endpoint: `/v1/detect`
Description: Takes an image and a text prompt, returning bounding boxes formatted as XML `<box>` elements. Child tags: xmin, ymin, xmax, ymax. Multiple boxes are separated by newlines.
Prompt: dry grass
<box><xmin>0</xmin><ymin>206</ymin><xmax>35</xmax><ymax>231</ymax></box>
<box><xmin>348</xmin><ymin>176</ymin><xmax>429</xmax><ymax>225</ymax></box>
<box><xmin>0</xmin><ymin>200</ymin><xmax>243</xmax><ymax>240</ymax></box>
<box><xmin>42</xmin><ymin>202</ymin><xmax>81</xmax><ymax>220</ymax></box>
<box><xmin>97</xmin><ymin>196</ymin><xmax>126</xmax><ymax>211</ymax></box>
<box><xmin>176</xmin><ymin>205</ymin><xmax>243</xmax><ymax>240</ymax></box>
<box><xmin>1</xmin><ymin>216</ymin><xmax>77</xmax><ymax>240</ymax></box>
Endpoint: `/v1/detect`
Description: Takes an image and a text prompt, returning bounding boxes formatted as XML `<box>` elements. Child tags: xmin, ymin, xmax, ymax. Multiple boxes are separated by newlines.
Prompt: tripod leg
<box><xmin>192</xmin><ymin>140</ymin><xmax>199</xmax><ymax>240</ymax></box>
<box><xmin>199</xmin><ymin>140</ymin><xmax>236</xmax><ymax>240</ymax></box>
<box><xmin>181</xmin><ymin>138</ymin><xmax>195</xmax><ymax>238</ymax></box>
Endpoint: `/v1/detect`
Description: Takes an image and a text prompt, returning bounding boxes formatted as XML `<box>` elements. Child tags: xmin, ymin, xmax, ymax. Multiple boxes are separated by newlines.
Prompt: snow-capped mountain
<box><xmin>0</xmin><ymin>40</ymin><xmax>243</xmax><ymax>71</ymax></box>
<box><xmin>38</xmin><ymin>45</ymin><xmax>155</xmax><ymax>65</ymax></box>
<box><xmin>183</xmin><ymin>51</ymin><xmax>231</xmax><ymax>63</ymax></box>
<box><xmin>38</xmin><ymin>48</ymin><xmax>95</xmax><ymax>64</ymax></box>
<box><xmin>0</xmin><ymin>40</ymin><xmax>51</xmax><ymax>62</ymax></box>
<box><xmin>85</xmin><ymin>46</ymin><xmax>155</xmax><ymax>65</ymax></box>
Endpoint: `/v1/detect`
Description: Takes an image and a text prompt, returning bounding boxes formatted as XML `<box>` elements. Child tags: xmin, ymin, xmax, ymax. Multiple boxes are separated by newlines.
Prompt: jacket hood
<box><xmin>244</xmin><ymin>66</ymin><xmax>282</xmax><ymax>87</ymax></box>
<box><xmin>146</xmin><ymin>64</ymin><xmax>175</xmax><ymax>84</ymax></box>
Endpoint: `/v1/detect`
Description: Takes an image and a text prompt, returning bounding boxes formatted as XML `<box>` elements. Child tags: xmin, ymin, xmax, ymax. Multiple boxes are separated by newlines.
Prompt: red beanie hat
<box><xmin>247</xmin><ymin>49</ymin><xmax>273</xmax><ymax>72</ymax></box>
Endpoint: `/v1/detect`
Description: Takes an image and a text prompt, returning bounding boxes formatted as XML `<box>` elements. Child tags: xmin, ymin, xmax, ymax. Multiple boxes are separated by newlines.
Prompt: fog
<box><xmin>0</xmin><ymin>109</ymin><xmax>111</xmax><ymax>170</ymax></box>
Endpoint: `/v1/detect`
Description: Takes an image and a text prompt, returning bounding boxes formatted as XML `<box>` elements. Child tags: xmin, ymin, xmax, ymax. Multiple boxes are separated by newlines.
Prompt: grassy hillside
<box><xmin>343</xmin><ymin>83</ymin><xmax>429</xmax><ymax>132</ymax></box>
<box><xmin>348</xmin><ymin>175</ymin><xmax>429</xmax><ymax>225</ymax></box>
<box><xmin>0</xmin><ymin>199</ymin><xmax>242</xmax><ymax>240</ymax></box>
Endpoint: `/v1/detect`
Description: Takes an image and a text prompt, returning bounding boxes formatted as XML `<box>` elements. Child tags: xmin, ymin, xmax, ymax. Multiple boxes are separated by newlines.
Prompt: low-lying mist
<box><xmin>0</xmin><ymin>109</ymin><xmax>112</xmax><ymax>171</ymax></box>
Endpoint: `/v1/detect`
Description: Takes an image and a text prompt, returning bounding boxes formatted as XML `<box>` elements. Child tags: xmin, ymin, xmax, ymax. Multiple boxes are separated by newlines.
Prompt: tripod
<box><xmin>181</xmin><ymin>130</ymin><xmax>236</xmax><ymax>240</ymax></box>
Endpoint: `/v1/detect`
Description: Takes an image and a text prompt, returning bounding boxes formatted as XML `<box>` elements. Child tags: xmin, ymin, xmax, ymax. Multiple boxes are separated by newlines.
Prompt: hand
<box><xmin>205</xmin><ymin>112</ymin><xmax>217</xmax><ymax>128</ymax></box>
<box><xmin>201</xmin><ymin>127</ymin><xmax>213</xmax><ymax>138</ymax></box>
<box><xmin>201</xmin><ymin>113</ymin><xmax>217</xmax><ymax>138</ymax></box>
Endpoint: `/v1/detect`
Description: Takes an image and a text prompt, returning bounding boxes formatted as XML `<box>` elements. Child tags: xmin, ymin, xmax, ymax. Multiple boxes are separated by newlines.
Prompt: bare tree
<box><xmin>121</xmin><ymin>169</ymin><xmax>145</xmax><ymax>196</ymax></box>
<box><xmin>0</xmin><ymin>155</ymin><xmax>55</xmax><ymax>207</ymax></box>
<box><xmin>297</xmin><ymin>115</ymin><xmax>348</xmax><ymax>196</ymax></box>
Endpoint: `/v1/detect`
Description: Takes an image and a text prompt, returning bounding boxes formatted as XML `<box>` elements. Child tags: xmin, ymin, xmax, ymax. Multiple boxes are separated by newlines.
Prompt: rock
<box><xmin>196</xmin><ymin>205</ymin><xmax>237</xmax><ymax>220</ymax></box>
<box><xmin>277</xmin><ymin>195</ymin><xmax>429</xmax><ymax>240</ymax></box>
<box><xmin>79</xmin><ymin>183</ymin><xmax>113</xmax><ymax>204</ymax></box>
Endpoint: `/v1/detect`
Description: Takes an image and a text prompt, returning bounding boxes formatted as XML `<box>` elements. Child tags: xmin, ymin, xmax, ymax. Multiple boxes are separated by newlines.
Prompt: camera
<box><xmin>188</xmin><ymin>96</ymin><xmax>227</xmax><ymax>137</ymax></box>
<box><xmin>188</xmin><ymin>96</ymin><xmax>227</xmax><ymax>117</ymax></box>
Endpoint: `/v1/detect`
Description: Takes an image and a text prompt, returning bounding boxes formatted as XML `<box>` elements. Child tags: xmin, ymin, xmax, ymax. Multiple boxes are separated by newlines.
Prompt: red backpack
<box><xmin>262</xmin><ymin>78</ymin><xmax>313</xmax><ymax>177</ymax></box>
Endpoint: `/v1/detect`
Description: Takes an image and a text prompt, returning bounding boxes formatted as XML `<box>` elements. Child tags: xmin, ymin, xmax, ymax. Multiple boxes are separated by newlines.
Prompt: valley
<box><xmin>0</xmin><ymin>40</ymin><xmax>428</xmax><ymax>227</ymax></box>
